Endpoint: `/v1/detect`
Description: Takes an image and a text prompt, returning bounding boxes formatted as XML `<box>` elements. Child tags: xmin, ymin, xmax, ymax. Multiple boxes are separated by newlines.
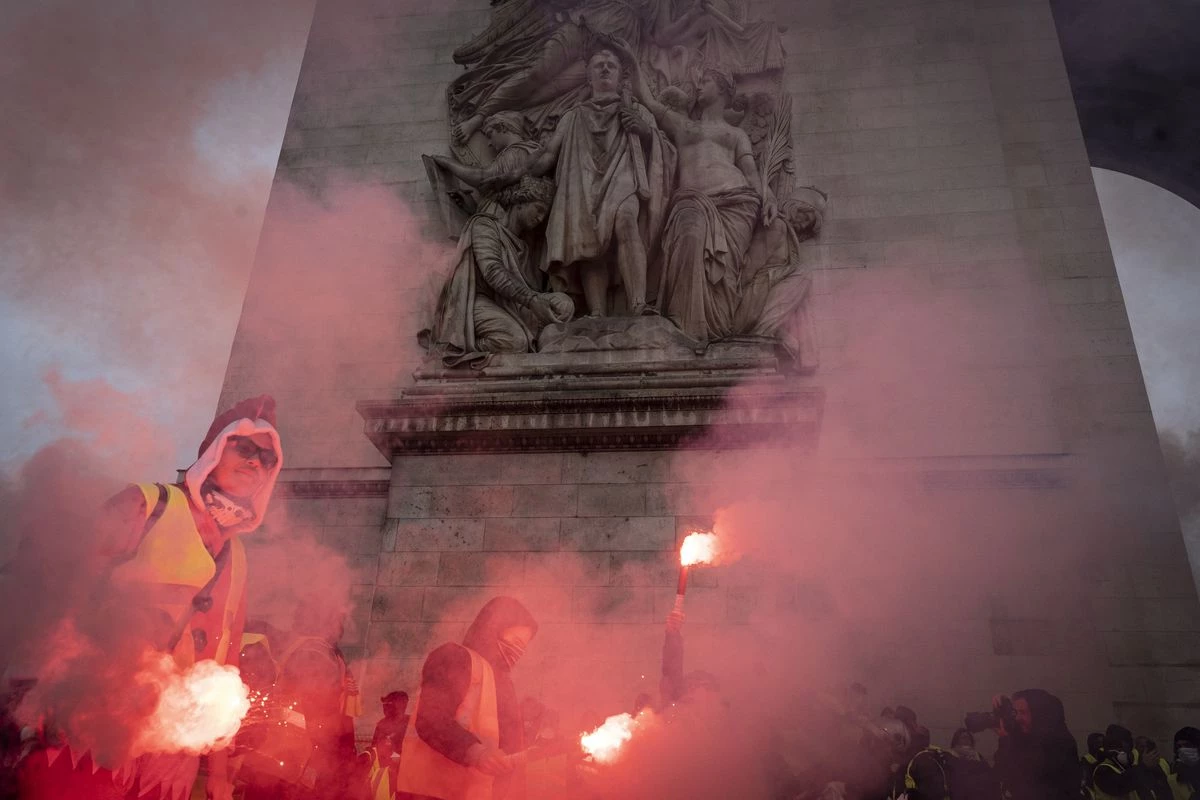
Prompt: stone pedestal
<box><xmin>360</xmin><ymin>342</ymin><xmax>824</xmax><ymax>455</ymax></box>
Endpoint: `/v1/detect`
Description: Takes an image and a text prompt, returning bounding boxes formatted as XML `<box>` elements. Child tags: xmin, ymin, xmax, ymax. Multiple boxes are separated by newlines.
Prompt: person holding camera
<box><xmin>973</xmin><ymin>690</ymin><xmax>1079</xmax><ymax>800</ymax></box>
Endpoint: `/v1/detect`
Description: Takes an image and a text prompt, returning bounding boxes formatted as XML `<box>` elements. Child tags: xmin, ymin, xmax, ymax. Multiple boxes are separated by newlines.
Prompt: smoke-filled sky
<box><xmin>0</xmin><ymin>0</ymin><xmax>1198</xmax><ymax>477</ymax></box>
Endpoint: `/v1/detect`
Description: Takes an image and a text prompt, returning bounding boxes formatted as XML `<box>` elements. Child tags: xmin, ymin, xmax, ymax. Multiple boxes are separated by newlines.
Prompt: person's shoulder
<box><xmin>104</xmin><ymin>484</ymin><xmax>150</xmax><ymax>515</ymax></box>
<box><xmin>426</xmin><ymin>642</ymin><xmax>469</xmax><ymax>664</ymax></box>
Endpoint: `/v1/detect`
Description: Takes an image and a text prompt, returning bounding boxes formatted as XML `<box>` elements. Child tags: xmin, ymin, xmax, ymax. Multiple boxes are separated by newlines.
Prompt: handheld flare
<box><xmin>675</xmin><ymin>531</ymin><xmax>719</xmax><ymax>611</ymax></box>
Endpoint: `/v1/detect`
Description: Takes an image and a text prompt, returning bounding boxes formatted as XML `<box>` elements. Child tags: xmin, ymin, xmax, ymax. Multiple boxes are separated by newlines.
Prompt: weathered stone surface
<box><xmin>560</xmin><ymin>517</ymin><xmax>675</xmax><ymax>552</ymax></box>
<box><xmin>538</xmin><ymin>316</ymin><xmax>701</xmax><ymax>354</ymax></box>
<box><xmin>378</xmin><ymin>552</ymin><xmax>440</xmax><ymax>586</ymax></box>
<box><xmin>482</xmin><ymin>518</ymin><xmax>561</xmax><ymax>551</ymax></box>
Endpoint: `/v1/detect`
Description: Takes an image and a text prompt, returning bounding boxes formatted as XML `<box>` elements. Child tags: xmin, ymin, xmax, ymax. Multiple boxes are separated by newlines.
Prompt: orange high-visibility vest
<box><xmin>109</xmin><ymin>483</ymin><xmax>246</xmax><ymax>667</ymax></box>
<box><xmin>394</xmin><ymin>646</ymin><xmax>500</xmax><ymax>800</ymax></box>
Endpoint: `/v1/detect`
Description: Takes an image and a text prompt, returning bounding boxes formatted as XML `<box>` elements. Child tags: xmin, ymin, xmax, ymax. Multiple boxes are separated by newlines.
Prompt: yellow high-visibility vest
<box><xmin>394</xmin><ymin>646</ymin><xmax>500</xmax><ymax>800</ymax></box>
<box><xmin>109</xmin><ymin>483</ymin><xmax>245</xmax><ymax>667</ymax></box>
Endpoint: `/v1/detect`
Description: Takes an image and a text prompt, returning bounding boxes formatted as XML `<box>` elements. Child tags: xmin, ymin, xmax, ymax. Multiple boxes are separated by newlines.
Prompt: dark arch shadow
<box><xmin>1050</xmin><ymin>0</ymin><xmax>1200</xmax><ymax>213</ymax></box>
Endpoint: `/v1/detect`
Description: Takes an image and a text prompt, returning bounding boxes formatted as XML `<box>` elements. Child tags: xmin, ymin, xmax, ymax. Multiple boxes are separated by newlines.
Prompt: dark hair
<box><xmin>382</xmin><ymin>691</ymin><xmax>408</xmax><ymax>705</ymax></box>
<box><xmin>1176</xmin><ymin>727</ymin><xmax>1200</xmax><ymax>748</ymax></box>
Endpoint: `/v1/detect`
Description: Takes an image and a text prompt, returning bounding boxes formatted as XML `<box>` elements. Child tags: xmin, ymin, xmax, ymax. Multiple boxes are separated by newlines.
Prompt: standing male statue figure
<box><xmin>490</xmin><ymin>46</ymin><xmax>675</xmax><ymax>319</ymax></box>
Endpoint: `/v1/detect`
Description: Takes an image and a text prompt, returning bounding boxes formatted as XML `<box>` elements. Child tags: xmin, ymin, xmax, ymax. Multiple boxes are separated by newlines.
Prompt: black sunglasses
<box><xmin>227</xmin><ymin>436</ymin><xmax>278</xmax><ymax>469</ymax></box>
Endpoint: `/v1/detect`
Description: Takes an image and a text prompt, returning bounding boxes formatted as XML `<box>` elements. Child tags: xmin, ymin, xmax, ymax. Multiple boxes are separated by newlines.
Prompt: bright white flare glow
<box><xmin>580</xmin><ymin>711</ymin><xmax>653</xmax><ymax>764</ymax></box>
<box><xmin>679</xmin><ymin>531</ymin><xmax>720</xmax><ymax>567</ymax></box>
<box><xmin>133</xmin><ymin>653</ymin><xmax>250</xmax><ymax>755</ymax></box>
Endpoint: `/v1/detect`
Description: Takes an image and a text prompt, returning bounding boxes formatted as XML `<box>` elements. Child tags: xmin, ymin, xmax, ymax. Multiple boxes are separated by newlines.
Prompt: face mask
<box><xmin>203</xmin><ymin>487</ymin><xmax>254</xmax><ymax>529</ymax></box>
<box><xmin>497</xmin><ymin>638</ymin><xmax>526</xmax><ymax>668</ymax></box>
<box><xmin>1178</xmin><ymin>747</ymin><xmax>1200</xmax><ymax>766</ymax></box>
<box><xmin>1116</xmin><ymin>752</ymin><xmax>1129</xmax><ymax>767</ymax></box>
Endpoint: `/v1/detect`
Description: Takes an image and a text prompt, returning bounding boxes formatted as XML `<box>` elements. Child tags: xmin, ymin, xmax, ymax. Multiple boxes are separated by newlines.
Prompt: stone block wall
<box><xmin>221</xmin><ymin>0</ymin><xmax>1200</xmax><ymax>743</ymax></box>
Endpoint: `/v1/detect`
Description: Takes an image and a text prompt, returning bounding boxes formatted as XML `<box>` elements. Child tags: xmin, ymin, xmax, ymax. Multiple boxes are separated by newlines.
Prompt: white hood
<box><xmin>183</xmin><ymin>417</ymin><xmax>282</xmax><ymax>535</ymax></box>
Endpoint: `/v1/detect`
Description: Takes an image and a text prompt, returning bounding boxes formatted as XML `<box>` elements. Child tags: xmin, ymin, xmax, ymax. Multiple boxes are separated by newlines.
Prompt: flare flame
<box><xmin>132</xmin><ymin>653</ymin><xmax>250</xmax><ymax>755</ymax></box>
<box><xmin>580</xmin><ymin>711</ymin><xmax>654</xmax><ymax>764</ymax></box>
<box><xmin>679</xmin><ymin>531</ymin><xmax>720</xmax><ymax>567</ymax></box>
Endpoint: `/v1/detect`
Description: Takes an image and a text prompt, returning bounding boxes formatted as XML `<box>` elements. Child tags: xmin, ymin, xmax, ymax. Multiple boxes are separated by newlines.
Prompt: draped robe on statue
<box><xmin>542</xmin><ymin>97</ymin><xmax>675</xmax><ymax>297</ymax></box>
<box><xmin>658</xmin><ymin>186</ymin><xmax>759</xmax><ymax>340</ymax></box>
<box><xmin>424</xmin><ymin>213</ymin><xmax>544</xmax><ymax>365</ymax></box>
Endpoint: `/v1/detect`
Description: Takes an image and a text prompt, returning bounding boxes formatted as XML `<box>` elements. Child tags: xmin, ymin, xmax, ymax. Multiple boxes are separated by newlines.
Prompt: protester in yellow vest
<box><xmin>395</xmin><ymin>596</ymin><xmax>538</xmax><ymax>800</ymax></box>
<box><xmin>1094</xmin><ymin>725</ymin><xmax>1151</xmax><ymax>800</ymax></box>
<box><xmin>18</xmin><ymin>395</ymin><xmax>282</xmax><ymax>800</ymax></box>
<box><xmin>1136</xmin><ymin>736</ymin><xmax>1176</xmax><ymax>800</ymax></box>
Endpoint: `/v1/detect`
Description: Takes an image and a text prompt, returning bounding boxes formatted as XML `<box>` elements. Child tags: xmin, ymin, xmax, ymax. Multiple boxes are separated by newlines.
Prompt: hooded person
<box><xmin>1093</xmin><ymin>724</ymin><xmax>1157</xmax><ymax>800</ymax></box>
<box><xmin>19</xmin><ymin>395</ymin><xmax>282</xmax><ymax>800</ymax></box>
<box><xmin>1170</xmin><ymin>727</ymin><xmax>1200</xmax><ymax>800</ymax></box>
<box><xmin>395</xmin><ymin>596</ymin><xmax>538</xmax><ymax>800</ymax></box>
<box><xmin>993</xmin><ymin>689</ymin><xmax>1080</xmax><ymax>800</ymax></box>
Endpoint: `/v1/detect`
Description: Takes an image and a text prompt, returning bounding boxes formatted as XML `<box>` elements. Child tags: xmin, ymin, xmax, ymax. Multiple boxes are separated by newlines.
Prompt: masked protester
<box><xmin>19</xmin><ymin>396</ymin><xmax>282</xmax><ymax>800</ymax></box>
<box><xmin>1093</xmin><ymin>725</ymin><xmax>1154</xmax><ymax>800</ymax></box>
<box><xmin>993</xmin><ymin>689</ymin><xmax>1080</xmax><ymax>800</ymax></box>
<box><xmin>394</xmin><ymin>596</ymin><xmax>538</xmax><ymax>800</ymax></box>
<box><xmin>1170</xmin><ymin>728</ymin><xmax>1200</xmax><ymax>800</ymax></box>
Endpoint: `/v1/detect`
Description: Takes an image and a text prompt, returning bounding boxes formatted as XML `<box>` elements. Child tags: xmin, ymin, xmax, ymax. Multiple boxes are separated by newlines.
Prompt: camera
<box><xmin>964</xmin><ymin>696</ymin><xmax>1016</xmax><ymax>734</ymax></box>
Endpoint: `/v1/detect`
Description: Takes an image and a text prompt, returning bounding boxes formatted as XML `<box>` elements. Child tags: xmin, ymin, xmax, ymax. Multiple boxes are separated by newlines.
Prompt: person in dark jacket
<box><xmin>947</xmin><ymin>728</ymin><xmax>1003</xmax><ymax>800</ymax></box>
<box><xmin>1136</xmin><ymin>737</ymin><xmax>1175</xmax><ymax>800</ymax></box>
<box><xmin>395</xmin><ymin>595</ymin><xmax>538</xmax><ymax>800</ymax></box>
<box><xmin>1084</xmin><ymin>734</ymin><xmax>1107</xmax><ymax>789</ymax></box>
<box><xmin>1092</xmin><ymin>724</ymin><xmax>1159</xmax><ymax>800</ymax></box>
<box><xmin>993</xmin><ymin>689</ymin><xmax>1080</xmax><ymax>800</ymax></box>
<box><xmin>1171</xmin><ymin>727</ymin><xmax>1200</xmax><ymax>800</ymax></box>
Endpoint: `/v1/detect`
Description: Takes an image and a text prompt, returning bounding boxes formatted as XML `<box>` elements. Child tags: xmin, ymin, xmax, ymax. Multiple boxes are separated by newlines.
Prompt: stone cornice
<box><xmin>358</xmin><ymin>379</ymin><xmax>824</xmax><ymax>455</ymax></box>
<box><xmin>275</xmin><ymin>480</ymin><xmax>390</xmax><ymax>498</ymax></box>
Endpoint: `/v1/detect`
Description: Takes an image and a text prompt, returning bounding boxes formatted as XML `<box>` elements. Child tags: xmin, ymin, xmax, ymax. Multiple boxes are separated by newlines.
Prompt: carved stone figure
<box><xmin>617</xmin><ymin>42</ymin><xmax>771</xmax><ymax>342</ymax></box>
<box><xmin>450</xmin><ymin>0</ymin><xmax>671</xmax><ymax>146</ymax></box>
<box><xmin>429</xmin><ymin>112</ymin><xmax>540</xmax><ymax>219</ymax></box>
<box><xmin>491</xmin><ymin>47</ymin><xmax>676</xmax><ymax>319</ymax></box>
<box><xmin>654</xmin><ymin>0</ymin><xmax>785</xmax><ymax>78</ymax></box>
<box><xmin>735</xmin><ymin>191</ymin><xmax>825</xmax><ymax>373</ymax></box>
<box><xmin>420</xmin><ymin>177</ymin><xmax>574</xmax><ymax>365</ymax></box>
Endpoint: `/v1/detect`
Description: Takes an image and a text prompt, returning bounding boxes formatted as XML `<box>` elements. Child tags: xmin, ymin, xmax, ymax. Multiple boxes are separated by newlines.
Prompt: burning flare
<box><xmin>132</xmin><ymin>652</ymin><xmax>250</xmax><ymax>756</ymax></box>
<box><xmin>580</xmin><ymin>711</ymin><xmax>654</xmax><ymax>765</ymax></box>
<box><xmin>679</xmin><ymin>531</ymin><xmax>720</xmax><ymax>567</ymax></box>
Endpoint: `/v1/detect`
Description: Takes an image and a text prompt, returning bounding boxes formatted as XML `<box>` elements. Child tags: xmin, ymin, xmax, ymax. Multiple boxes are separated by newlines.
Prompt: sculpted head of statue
<box><xmin>481</xmin><ymin>111</ymin><xmax>528</xmax><ymax>150</ymax></box>
<box><xmin>496</xmin><ymin>176</ymin><xmax>556</xmax><ymax>233</ymax></box>
<box><xmin>697</xmin><ymin>67</ymin><xmax>736</xmax><ymax>110</ymax></box>
<box><xmin>586</xmin><ymin>48</ymin><xmax>624</xmax><ymax>97</ymax></box>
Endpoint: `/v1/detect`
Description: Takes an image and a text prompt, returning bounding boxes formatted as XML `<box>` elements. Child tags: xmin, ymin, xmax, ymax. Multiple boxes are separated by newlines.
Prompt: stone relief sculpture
<box><xmin>419</xmin><ymin>0</ymin><xmax>824</xmax><ymax>373</ymax></box>
<box><xmin>419</xmin><ymin>177</ymin><xmax>575</xmax><ymax>366</ymax></box>
<box><xmin>488</xmin><ymin>47</ymin><xmax>675</xmax><ymax>318</ymax></box>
